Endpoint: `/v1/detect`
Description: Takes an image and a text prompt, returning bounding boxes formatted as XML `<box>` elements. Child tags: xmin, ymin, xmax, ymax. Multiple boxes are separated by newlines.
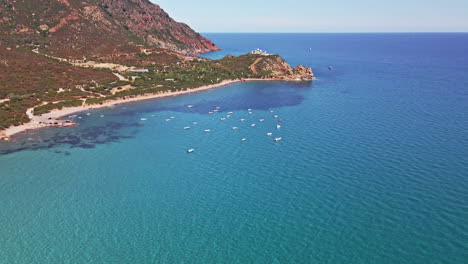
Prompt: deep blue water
<box><xmin>0</xmin><ymin>33</ymin><xmax>467</xmax><ymax>263</ymax></box>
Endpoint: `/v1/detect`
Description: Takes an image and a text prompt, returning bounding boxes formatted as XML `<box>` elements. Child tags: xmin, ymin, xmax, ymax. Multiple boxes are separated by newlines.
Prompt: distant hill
<box><xmin>0</xmin><ymin>0</ymin><xmax>219</xmax><ymax>58</ymax></box>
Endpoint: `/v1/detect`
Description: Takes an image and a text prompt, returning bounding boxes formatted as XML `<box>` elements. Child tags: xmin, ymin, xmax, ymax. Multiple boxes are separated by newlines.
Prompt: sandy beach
<box><xmin>0</xmin><ymin>79</ymin><xmax>277</xmax><ymax>140</ymax></box>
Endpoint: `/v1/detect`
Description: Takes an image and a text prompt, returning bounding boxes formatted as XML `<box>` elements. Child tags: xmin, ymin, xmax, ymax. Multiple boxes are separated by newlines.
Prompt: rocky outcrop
<box><xmin>250</xmin><ymin>55</ymin><xmax>314</xmax><ymax>81</ymax></box>
<box><xmin>291</xmin><ymin>65</ymin><xmax>314</xmax><ymax>80</ymax></box>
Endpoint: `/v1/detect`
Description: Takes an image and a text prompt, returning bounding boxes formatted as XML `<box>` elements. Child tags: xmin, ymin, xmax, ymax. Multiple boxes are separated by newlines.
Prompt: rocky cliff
<box><xmin>0</xmin><ymin>0</ymin><xmax>219</xmax><ymax>57</ymax></box>
<box><xmin>245</xmin><ymin>54</ymin><xmax>314</xmax><ymax>81</ymax></box>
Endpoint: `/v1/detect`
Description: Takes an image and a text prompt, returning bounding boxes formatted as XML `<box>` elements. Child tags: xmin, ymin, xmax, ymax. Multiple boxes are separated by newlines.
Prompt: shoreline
<box><xmin>0</xmin><ymin>78</ymin><xmax>294</xmax><ymax>140</ymax></box>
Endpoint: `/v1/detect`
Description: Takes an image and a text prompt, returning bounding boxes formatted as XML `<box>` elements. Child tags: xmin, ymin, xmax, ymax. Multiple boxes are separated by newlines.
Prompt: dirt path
<box><xmin>113</xmin><ymin>72</ymin><xmax>129</xmax><ymax>81</ymax></box>
<box><xmin>249</xmin><ymin>58</ymin><xmax>263</xmax><ymax>75</ymax></box>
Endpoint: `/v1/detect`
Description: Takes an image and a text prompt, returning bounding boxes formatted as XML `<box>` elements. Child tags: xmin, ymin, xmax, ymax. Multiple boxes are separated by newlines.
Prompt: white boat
<box><xmin>100</xmin><ymin>115</ymin><xmax>105</xmax><ymax>118</ymax></box>
<box><xmin>220</xmin><ymin>118</ymin><xmax>226</xmax><ymax>121</ymax></box>
<box><xmin>274</xmin><ymin>137</ymin><xmax>282</xmax><ymax>142</ymax></box>
<box><xmin>184</xmin><ymin>126</ymin><xmax>191</xmax><ymax>130</ymax></box>
<box><xmin>240</xmin><ymin>119</ymin><xmax>245</xmax><ymax>122</ymax></box>
<box><xmin>226</xmin><ymin>115</ymin><xmax>231</xmax><ymax>118</ymax></box>
<box><xmin>187</xmin><ymin>105</ymin><xmax>194</xmax><ymax>108</ymax></box>
<box><xmin>166</xmin><ymin>119</ymin><xmax>171</xmax><ymax>122</ymax></box>
<box><xmin>259</xmin><ymin>119</ymin><xmax>265</xmax><ymax>122</ymax></box>
<box><xmin>274</xmin><ymin>115</ymin><xmax>279</xmax><ymax>118</ymax></box>
<box><xmin>248</xmin><ymin>112</ymin><xmax>253</xmax><ymax>114</ymax></box>
<box><xmin>251</xmin><ymin>124</ymin><xmax>256</xmax><ymax>127</ymax></box>
<box><xmin>216</xmin><ymin>106</ymin><xmax>220</xmax><ymax>109</ymax></box>
<box><xmin>266</xmin><ymin>132</ymin><xmax>273</xmax><ymax>136</ymax></box>
<box><xmin>232</xmin><ymin>127</ymin><xmax>238</xmax><ymax>130</ymax></box>
<box><xmin>270</xmin><ymin>110</ymin><xmax>274</xmax><ymax>113</ymax></box>
<box><xmin>140</xmin><ymin>118</ymin><xmax>147</xmax><ymax>121</ymax></box>
<box><xmin>241</xmin><ymin>138</ymin><xmax>247</xmax><ymax>142</ymax></box>
<box><xmin>192</xmin><ymin>122</ymin><xmax>198</xmax><ymax>125</ymax></box>
<box><xmin>208</xmin><ymin>112</ymin><xmax>213</xmax><ymax>114</ymax></box>
<box><xmin>248</xmin><ymin>108</ymin><xmax>252</xmax><ymax>111</ymax></box>
<box><xmin>276</xmin><ymin>124</ymin><xmax>281</xmax><ymax>129</ymax></box>
<box><xmin>86</xmin><ymin>113</ymin><xmax>91</xmax><ymax>116</ymax></box>
<box><xmin>228</xmin><ymin>112</ymin><xmax>234</xmax><ymax>115</ymax></box>
<box><xmin>187</xmin><ymin>149</ymin><xmax>195</xmax><ymax>153</ymax></box>
<box><xmin>204</xmin><ymin>129</ymin><xmax>211</xmax><ymax>132</ymax></box>
<box><xmin>170</xmin><ymin>116</ymin><xmax>175</xmax><ymax>119</ymax></box>
<box><xmin>213</xmin><ymin>110</ymin><xmax>219</xmax><ymax>112</ymax></box>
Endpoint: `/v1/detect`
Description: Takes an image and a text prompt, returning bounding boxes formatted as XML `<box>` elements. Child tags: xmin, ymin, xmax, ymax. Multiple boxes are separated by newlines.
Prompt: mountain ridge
<box><xmin>0</xmin><ymin>0</ymin><xmax>220</xmax><ymax>57</ymax></box>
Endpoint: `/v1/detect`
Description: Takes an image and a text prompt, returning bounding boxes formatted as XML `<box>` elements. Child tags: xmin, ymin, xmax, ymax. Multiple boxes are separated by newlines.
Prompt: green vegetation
<box><xmin>33</xmin><ymin>100</ymin><xmax>83</xmax><ymax>115</ymax></box>
<box><xmin>0</xmin><ymin>98</ymin><xmax>36</xmax><ymax>129</ymax></box>
<box><xmin>0</xmin><ymin>49</ymin><xmax>284</xmax><ymax>130</ymax></box>
<box><xmin>0</xmin><ymin>49</ymin><xmax>115</xmax><ymax>98</ymax></box>
<box><xmin>82</xmin><ymin>55</ymin><xmax>279</xmax><ymax>106</ymax></box>
<box><xmin>0</xmin><ymin>47</ymin><xmax>114</xmax><ymax>128</ymax></box>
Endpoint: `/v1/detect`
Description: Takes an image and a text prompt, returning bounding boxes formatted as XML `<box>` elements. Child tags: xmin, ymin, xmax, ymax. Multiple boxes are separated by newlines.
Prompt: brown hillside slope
<box><xmin>0</xmin><ymin>0</ymin><xmax>219</xmax><ymax>58</ymax></box>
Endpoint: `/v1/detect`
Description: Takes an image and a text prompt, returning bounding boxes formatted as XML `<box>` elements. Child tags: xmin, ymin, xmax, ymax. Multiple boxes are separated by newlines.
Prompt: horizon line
<box><xmin>201</xmin><ymin>32</ymin><xmax>468</xmax><ymax>34</ymax></box>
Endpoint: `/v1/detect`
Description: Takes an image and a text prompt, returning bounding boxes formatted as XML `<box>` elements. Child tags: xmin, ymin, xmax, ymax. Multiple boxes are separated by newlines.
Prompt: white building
<box><xmin>251</xmin><ymin>48</ymin><xmax>269</xmax><ymax>55</ymax></box>
<box><xmin>130</xmin><ymin>68</ymin><xmax>149</xmax><ymax>73</ymax></box>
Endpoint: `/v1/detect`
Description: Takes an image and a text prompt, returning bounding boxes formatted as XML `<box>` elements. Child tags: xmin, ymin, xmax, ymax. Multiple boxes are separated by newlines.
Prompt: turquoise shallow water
<box><xmin>0</xmin><ymin>34</ymin><xmax>467</xmax><ymax>263</ymax></box>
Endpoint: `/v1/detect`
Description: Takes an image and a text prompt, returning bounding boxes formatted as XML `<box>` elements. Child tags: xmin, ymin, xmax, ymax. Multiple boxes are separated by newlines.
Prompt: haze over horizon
<box><xmin>153</xmin><ymin>0</ymin><xmax>468</xmax><ymax>33</ymax></box>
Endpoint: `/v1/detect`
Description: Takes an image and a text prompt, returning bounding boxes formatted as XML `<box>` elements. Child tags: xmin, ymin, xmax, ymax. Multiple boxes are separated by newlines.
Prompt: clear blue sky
<box><xmin>152</xmin><ymin>0</ymin><xmax>468</xmax><ymax>32</ymax></box>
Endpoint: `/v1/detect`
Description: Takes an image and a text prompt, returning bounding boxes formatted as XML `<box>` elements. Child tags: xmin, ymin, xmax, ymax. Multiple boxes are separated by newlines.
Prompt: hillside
<box><xmin>0</xmin><ymin>0</ymin><xmax>219</xmax><ymax>58</ymax></box>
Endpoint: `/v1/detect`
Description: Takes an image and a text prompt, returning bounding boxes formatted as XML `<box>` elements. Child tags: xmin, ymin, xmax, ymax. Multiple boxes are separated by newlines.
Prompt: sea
<box><xmin>0</xmin><ymin>33</ymin><xmax>467</xmax><ymax>263</ymax></box>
